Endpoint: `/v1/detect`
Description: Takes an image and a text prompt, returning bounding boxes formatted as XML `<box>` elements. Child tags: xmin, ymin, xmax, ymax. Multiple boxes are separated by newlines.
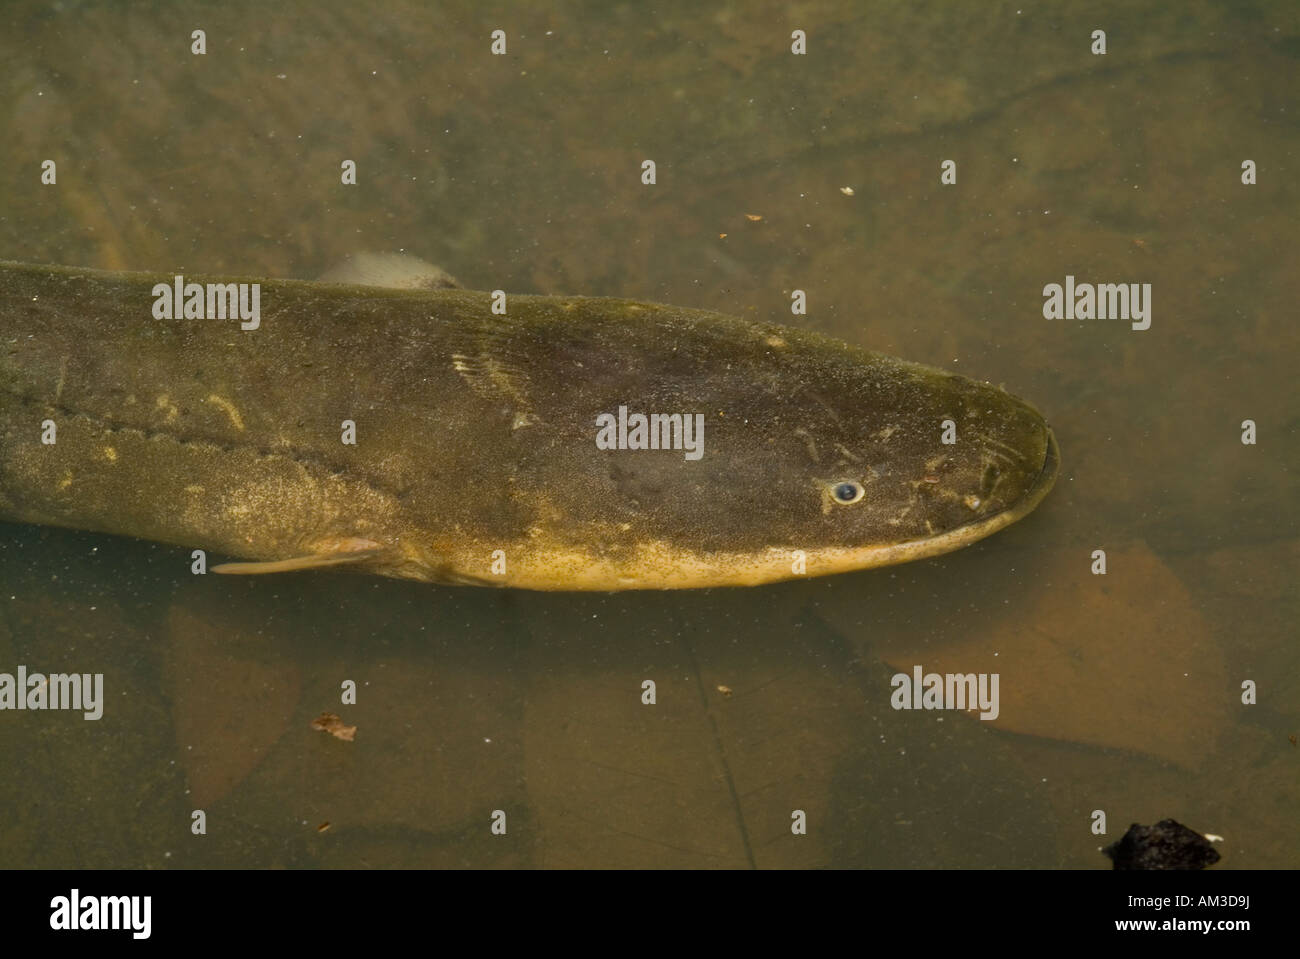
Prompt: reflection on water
<box><xmin>1</xmin><ymin>0</ymin><xmax>1296</xmax><ymax>868</ymax></box>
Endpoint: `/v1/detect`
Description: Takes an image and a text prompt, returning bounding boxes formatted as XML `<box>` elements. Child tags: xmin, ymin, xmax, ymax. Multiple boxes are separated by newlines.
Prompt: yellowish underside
<box><xmin>416</xmin><ymin>503</ymin><xmax>1026</xmax><ymax>591</ymax></box>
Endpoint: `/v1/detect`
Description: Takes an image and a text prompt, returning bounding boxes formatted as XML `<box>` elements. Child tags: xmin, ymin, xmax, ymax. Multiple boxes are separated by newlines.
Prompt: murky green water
<box><xmin>1</xmin><ymin>0</ymin><xmax>1296</xmax><ymax>868</ymax></box>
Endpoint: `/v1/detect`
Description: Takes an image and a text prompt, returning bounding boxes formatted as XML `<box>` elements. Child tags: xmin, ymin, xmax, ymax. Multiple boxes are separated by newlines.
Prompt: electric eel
<box><xmin>0</xmin><ymin>256</ymin><xmax>1059</xmax><ymax>590</ymax></box>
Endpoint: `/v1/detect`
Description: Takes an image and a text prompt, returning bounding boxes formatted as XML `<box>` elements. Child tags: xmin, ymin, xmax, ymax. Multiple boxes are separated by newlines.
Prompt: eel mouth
<box><xmin>850</xmin><ymin>423</ymin><xmax>1060</xmax><ymax>568</ymax></box>
<box><xmin>1005</xmin><ymin>425</ymin><xmax>1060</xmax><ymax>523</ymax></box>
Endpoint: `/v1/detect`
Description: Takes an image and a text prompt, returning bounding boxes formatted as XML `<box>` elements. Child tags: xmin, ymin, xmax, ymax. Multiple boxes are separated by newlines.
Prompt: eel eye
<box><xmin>831</xmin><ymin>481</ymin><xmax>864</xmax><ymax>505</ymax></box>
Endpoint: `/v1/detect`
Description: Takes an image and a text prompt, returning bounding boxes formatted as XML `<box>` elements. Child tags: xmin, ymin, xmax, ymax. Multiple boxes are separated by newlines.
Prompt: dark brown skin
<box><xmin>0</xmin><ymin>260</ymin><xmax>1057</xmax><ymax>589</ymax></box>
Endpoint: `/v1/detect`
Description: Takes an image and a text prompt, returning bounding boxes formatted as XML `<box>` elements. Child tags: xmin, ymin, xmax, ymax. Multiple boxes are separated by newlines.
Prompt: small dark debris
<box><xmin>1103</xmin><ymin>819</ymin><xmax>1220</xmax><ymax>870</ymax></box>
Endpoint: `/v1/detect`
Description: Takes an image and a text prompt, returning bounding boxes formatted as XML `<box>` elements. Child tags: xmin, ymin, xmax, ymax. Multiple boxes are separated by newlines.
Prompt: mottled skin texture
<box><xmin>0</xmin><ymin>261</ymin><xmax>1057</xmax><ymax>589</ymax></box>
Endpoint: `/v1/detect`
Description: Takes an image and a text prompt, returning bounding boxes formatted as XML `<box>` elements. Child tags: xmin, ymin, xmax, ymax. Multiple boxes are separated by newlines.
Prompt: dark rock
<box><xmin>1104</xmin><ymin>819</ymin><xmax>1221</xmax><ymax>870</ymax></box>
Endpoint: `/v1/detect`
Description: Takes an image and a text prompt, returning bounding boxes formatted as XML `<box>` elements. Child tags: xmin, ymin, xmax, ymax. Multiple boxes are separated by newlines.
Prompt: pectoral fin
<box><xmin>213</xmin><ymin>538</ymin><xmax>387</xmax><ymax>575</ymax></box>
